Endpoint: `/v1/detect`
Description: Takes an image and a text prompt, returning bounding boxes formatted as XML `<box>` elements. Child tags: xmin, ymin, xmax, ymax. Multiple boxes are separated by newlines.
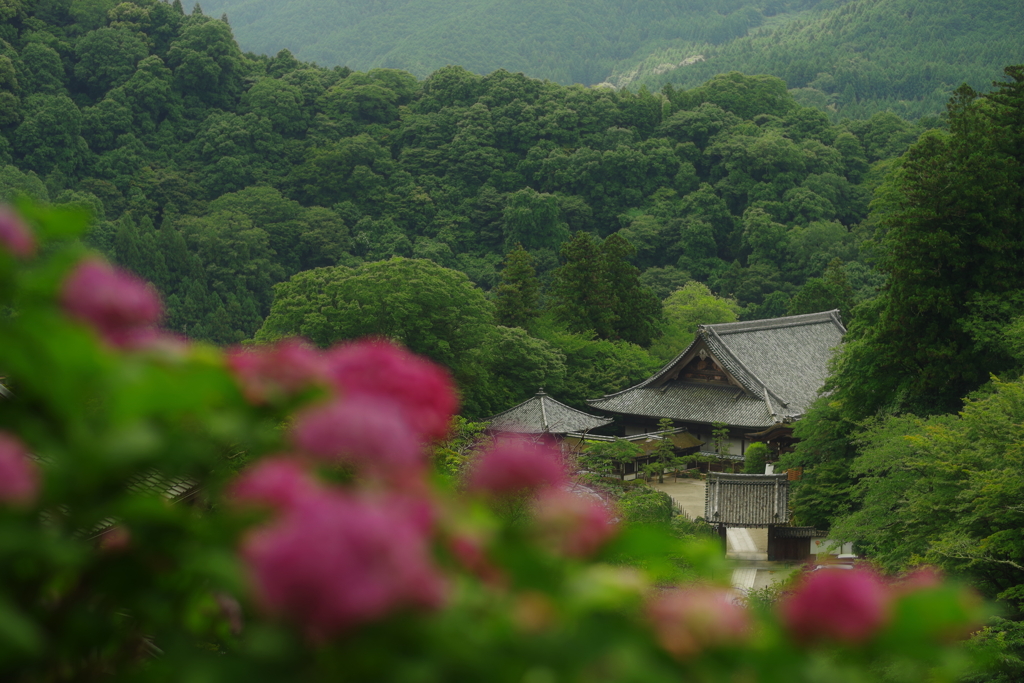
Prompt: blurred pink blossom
<box><xmin>325</xmin><ymin>340</ymin><xmax>457</xmax><ymax>441</ymax></box>
<box><xmin>227</xmin><ymin>339</ymin><xmax>327</xmax><ymax>404</ymax></box>
<box><xmin>780</xmin><ymin>568</ymin><xmax>892</xmax><ymax>645</ymax></box>
<box><xmin>646</xmin><ymin>587</ymin><xmax>752</xmax><ymax>658</ymax></box>
<box><xmin>448</xmin><ymin>534</ymin><xmax>504</xmax><ymax>586</ymax></box>
<box><xmin>467</xmin><ymin>438</ymin><xmax>567</xmax><ymax>497</ymax></box>
<box><xmin>241</xmin><ymin>486</ymin><xmax>446</xmax><ymax>640</ymax></box>
<box><xmin>533</xmin><ymin>488</ymin><xmax>617</xmax><ymax>558</ymax></box>
<box><xmin>890</xmin><ymin>566</ymin><xmax>943</xmax><ymax>596</ymax></box>
<box><xmin>0</xmin><ymin>431</ymin><xmax>38</xmax><ymax>506</ymax></box>
<box><xmin>61</xmin><ymin>259</ymin><xmax>162</xmax><ymax>348</ymax></box>
<box><xmin>229</xmin><ymin>457</ymin><xmax>319</xmax><ymax>512</ymax></box>
<box><xmin>290</xmin><ymin>396</ymin><xmax>424</xmax><ymax>477</ymax></box>
<box><xmin>0</xmin><ymin>206</ymin><xmax>35</xmax><ymax>258</ymax></box>
<box><xmin>98</xmin><ymin>525</ymin><xmax>132</xmax><ymax>553</ymax></box>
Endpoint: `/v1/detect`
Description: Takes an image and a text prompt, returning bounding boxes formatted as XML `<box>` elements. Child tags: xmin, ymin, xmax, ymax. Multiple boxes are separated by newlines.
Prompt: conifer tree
<box><xmin>551</xmin><ymin>232</ymin><xmax>663</xmax><ymax>347</ymax></box>
<box><xmin>494</xmin><ymin>244</ymin><xmax>540</xmax><ymax>330</ymax></box>
<box><xmin>828</xmin><ymin>69</ymin><xmax>1024</xmax><ymax>419</ymax></box>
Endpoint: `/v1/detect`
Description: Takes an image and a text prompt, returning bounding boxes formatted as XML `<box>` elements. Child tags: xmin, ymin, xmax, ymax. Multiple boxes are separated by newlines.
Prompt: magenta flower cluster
<box><xmin>532</xmin><ymin>488</ymin><xmax>616</xmax><ymax>558</ymax></box>
<box><xmin>466</xmin><ymin>437</ymin><xmax>618</xmax><ymax>559</ymax></box>
<box><xmin>61</xmin><ymin>258</ymin><xmax>163</xmax><ymax>349</ymax></box>
<box><xmin>0</xmin><ymin>431</ymin><xmax>38</xmax><ymax>506</ymax></box>
<box><xmin>0</xmin><ymin>207</ymin><xmax>35</xmax><ymax>259</ymax></box>
<box><xmin>466</xmin><ymin>438</ymin><xmax>568</xmax><ymax>496</ymax></box>
<box><xmin>227</xmin><ymin>338</ymin><xmax>328</xmax><ymax>404</ymax></box>
<box><xmin>647</xmin><ymin>587</ymin><xmax>752</xmax><ymax>658</ymax></box>
<box><xmin>780</xmin><ymin>568</ymin><xmax>892</xmax><ymax>645</ymax></box>
<box><xmin>222</xmin><ymin>338</ymin><xmax>463</xmax><ymax>637</ymax></box>
<box><xmin>233</xmin><ymin>458</ymin><xmax>445</xmax><ymax>641</ymax></box>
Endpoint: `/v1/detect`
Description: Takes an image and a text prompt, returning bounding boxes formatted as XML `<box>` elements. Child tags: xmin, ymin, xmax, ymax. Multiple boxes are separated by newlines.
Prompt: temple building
<box><xmin>485</xmin><ymin>389</ymin><xmax>613</xmax><ymax>436</ymax></box>
<box><xmin>587</xmin><ymin>310</ymin><xmax>846</xmax><ymax>462</ymax></box>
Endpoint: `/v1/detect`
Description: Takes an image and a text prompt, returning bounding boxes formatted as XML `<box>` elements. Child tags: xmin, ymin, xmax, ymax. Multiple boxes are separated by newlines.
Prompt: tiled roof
<box><xmin>587</xmin><ymin>310</ymin><xmax>845</xmax><ymax>428</ymax></box>
<box><xmin>487</xmin><ymin>390</ymin><xmax>613</xmax><ymax>435</ymax></box>
<box><xmin>772</xmin><ymin>526</ymin><xmax>826</xmax><ymax>539</ymax></box>
<box><xmin>88</xmin><ymin>469</ymin><xmax>200</xmax><ymax>539</ymax></box>
<box><xmin>705</xmin><ymin>473</ymin><xmax>790</xmax><ymax>527</ymax></box>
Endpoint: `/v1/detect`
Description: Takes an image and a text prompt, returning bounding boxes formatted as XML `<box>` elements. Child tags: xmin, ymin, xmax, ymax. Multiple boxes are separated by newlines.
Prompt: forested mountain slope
<box><xmin>196</xmin><ymin>0</ymin><xmax>816</xmax><ymax>86</ymax></box>
<box><xmin>198</xmin><ymin>0</ymin><xmax>1022</xmax><ymax>120</ymax></box>
<box><xmin>0</xmin><ymin>0</ymin><xmax>952</xmax><ymax>414</ymax></box>
<box><xmin>617</xmin><ymin>0</ymin><xmax>1024</xmax><ymax>120</ymax></box>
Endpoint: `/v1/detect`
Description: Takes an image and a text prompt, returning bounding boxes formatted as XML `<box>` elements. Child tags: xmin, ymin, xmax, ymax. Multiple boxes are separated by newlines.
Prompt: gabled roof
<box><xmin>705</xmin><ymin>473</ymin><xmax>790</xmax><ymax>527</ymax></box>
<box><xmin>587</xmin><ymin>310</ymin><xmax>845</xmax><ymax>429</ymax></box>
<box><xmin>487</xmin><ymin>389</ymin><xmax>613</xmax><ymax>435</ymax></box>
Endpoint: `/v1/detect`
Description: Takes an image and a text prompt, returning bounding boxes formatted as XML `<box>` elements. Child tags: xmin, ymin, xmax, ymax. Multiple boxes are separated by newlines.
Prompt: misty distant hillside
<box><xmin>204</xmin><ymin>0</ymin><xmax>1023</xmax><ymax>120</ymax></box>
<box><xmin>200</xmin><ymin>0</ymin><xmax>815</xmax><ymax>85</ymax></box>
<box><xmin>614</xmin><ymin>0</ymin><xmax>1024</xmax><ymax>120</ymax></box>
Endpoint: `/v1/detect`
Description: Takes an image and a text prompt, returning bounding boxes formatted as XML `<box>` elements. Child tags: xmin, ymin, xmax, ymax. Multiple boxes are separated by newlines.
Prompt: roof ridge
<box><xmin>705</xmin><ymin>326</ymin><xmax>790</xmax><ymax>407</ymax></box>
<box><xmin>703</xmin><ymin>310</ymin><xmax>844</xmax><ymax>335</ymax></box>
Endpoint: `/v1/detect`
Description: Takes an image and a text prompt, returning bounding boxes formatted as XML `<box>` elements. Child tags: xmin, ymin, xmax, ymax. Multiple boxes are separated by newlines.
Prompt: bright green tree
<box><xmin>649</xmin><ymin>281</ymin><xmax>741</xmax><ymax>362</ymax></box>
<box><xmin>743</xmin><ymin>442</ymin><xmax>770</xmax><ymax>474</ymax></box>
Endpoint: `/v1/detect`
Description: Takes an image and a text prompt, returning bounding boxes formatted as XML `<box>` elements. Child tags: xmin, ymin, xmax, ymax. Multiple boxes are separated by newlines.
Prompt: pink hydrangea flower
<box><xmin>289</xmin><ymin>396</ymin><xmax>424</xmax><ymax>477</ymax></box>
<box><xmin>467</xmin><ymin>438</ymin><xmax>568</xmax><ymax>497</ymax></box>
<box><xmin>890</xmin><ymin>566</ymin><xmax>943</xmax><ymax>596</ymax></box>
<box><xmin>780</xmin><ymin>568</ymin><xmax>892</xmax><ymax>645</ymax></box>
<box><xmin>533</xmin><ymin>488</ymin><xmax>617</xmax><ymax>558</ymax></box>
<box><xmin>647</xmin><ymin>587</ymin><xmax>752</xmax><ymax>658</ymax></box>
<box><xmin>0</xmin><ymin>431</ymin><xmax>39</xmax><ymax>506</ymax></box>
<box><xmin>229</xmin><ymin>457</ymin><xmax>319</xmax><ymax>512</ymax></box>
<box><xmin>448</xmin><ymin>534</ymin><xmax>504</xmax><ymax>586</ymax></box>
<box><xmin>325</xmin><ymin>340</ymin><xmax>457</xmax><ymax>442</ymax></box>
<box><xmin>241</xmin><ymin>486</ymin><xmax>446</xmax><ymax>640</ymax></box>
<box><xmin>61</xmin><ymin>259</ymin><xmax>162</xmax><ymax>348</ymax></box>
<box><xmin>0</xmin><ymin>206</ymin><xmax>35</xmax><ymax>258</ymax></box>
<box><xmin>227</xmin><ymin>339</ymin><xmax>327</xmax><ymax>404</ymax></box>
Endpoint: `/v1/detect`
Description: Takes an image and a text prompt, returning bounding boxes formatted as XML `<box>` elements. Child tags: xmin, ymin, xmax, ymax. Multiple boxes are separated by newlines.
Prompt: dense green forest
<box><xmin>622</xmin><ymin>0</ymin><xmax>1024</xmax><ymax>121</ymax></box>
<box><xmin>195</xmin><ymin>0</ymin><xmax>811</xmax><ymax>87</ymax></box>
<box><xmin>196</xmin><ymin>0</ymin><xmax>1024</xmax><ymax>121</ymax></box>
<box><xmin>0</xmin><ymin>0</ymin><xmax>939</xmax><ymax>416</ymax></box>
<box><xmin>779</xmin><ymin>68</ymin><xmax>1024</xmax><ymax>678</ymax></box>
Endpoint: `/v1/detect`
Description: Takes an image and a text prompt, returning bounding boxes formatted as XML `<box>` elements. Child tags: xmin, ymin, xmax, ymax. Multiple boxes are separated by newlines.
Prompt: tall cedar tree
<box><xmin>783</xmin><ymin>66</ymin><xmax>1024</xmax><ymax>530</ymax></box>
<box><xmin>494</xmin><ymin>244</ymin><xmax>540</xmax><ymax>330</ymax></box>
<box><xmin>551</xmin><ymin>232</ymin><xmax>663</xmax><ymax>347</ymax></box>
<box><xmin>827</xmin><ymin>67</ymin><xmax>1024</xmax><ymax>420</ymax></box>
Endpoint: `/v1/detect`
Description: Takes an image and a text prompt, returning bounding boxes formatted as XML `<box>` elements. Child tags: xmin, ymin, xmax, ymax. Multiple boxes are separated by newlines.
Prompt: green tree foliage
<box><xmin>493</xmin><ymin>244</ymin><xmax>540</xmax><ymax>331</ymax></box>
<box><xmin>787</xmin><ymin>258</ymin><xmax>853</xmax><ymax>319</ymax></box>
<box><xmin>501</xmin><ymin>188</ymin><xmax>567</xmax><ymax>253</ymax></box>
<box><xmin>0</xmin><ymin>0</ymin><xmax>955</xmax><ymax>354</ymax></box>
<box><xmin>742</xmin><ymin>441</ymin><xmax>769</xmax><ymax>474</ymax></box>
<box><xmin>619</xmin><ymin>487</ymin><xmax>674</xmax><ymax>526</ymax></box>
<box><xmin>255</xmin><ymin>257</ymin><xmax>565</xmax><ymax>416</ymax></box>
<box><xmin>829</xmin><ymin>376</ymin><xmax>1024</xmax><ymax>611</ymax></box>
<box><xmin>649</xmin><ymin>280</ymin><xmax>740</xmax><ymax>362</ymax></box>
<box><xmin>193</xmin><ymin>0</ymin><xmax>775</xmax><ymax>86</ymax></box>
<box><xmin>551</xmin><ymin>232</ymin><xmax>663</xmax><ymax>347</ymax></box>
<box><xmin>256</xmin><ymin>258</ymin><xmax>494</xmax><ymax>365</ymax></box>
<box><xmin>579</xmin><ymin>439</ymin><xmax>642</xmax><ymax>480</ymax></box>
<box><xmin>635</xmin><ymin>0</ymin><xmax>1024</xmax><ymax>122</ymax></box>
<box><xmin>826</xmin><ymin>68</ymin><xmax>1024</xmax><ymax>421</ymax></box>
